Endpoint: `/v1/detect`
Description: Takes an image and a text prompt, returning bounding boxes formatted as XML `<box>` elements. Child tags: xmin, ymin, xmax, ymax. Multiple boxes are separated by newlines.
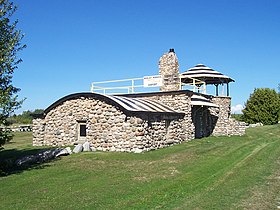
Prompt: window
<box><xmin>77</xmin><ymin>121</ymin><xmax>87</xmax><ymax>138</ymax></box>
<box><xmin>80</xmin><ymin>124</ymin><xmax>86</xmax><ymax>137</ymax></box>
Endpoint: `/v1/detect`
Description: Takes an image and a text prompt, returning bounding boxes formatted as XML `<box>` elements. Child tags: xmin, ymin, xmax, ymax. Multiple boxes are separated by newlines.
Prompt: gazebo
<box><xmin>180</xmin><ymin>64</ymin><xmax>234</xmax><ymax>96</ymax></box>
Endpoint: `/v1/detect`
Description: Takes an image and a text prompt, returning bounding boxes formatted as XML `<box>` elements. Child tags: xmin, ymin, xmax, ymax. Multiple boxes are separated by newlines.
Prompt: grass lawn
<box><xmin>0</xmin><ymin>125</ymin><xmax>280</xmax><ymax>209</ymax></box>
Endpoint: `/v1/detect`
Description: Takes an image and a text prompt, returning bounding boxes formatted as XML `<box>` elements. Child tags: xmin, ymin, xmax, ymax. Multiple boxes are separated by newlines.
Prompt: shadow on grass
<box><xmin>0</xmin><ymin>147</ymin><xmax>58</xmax><ymax>177</ymax></box>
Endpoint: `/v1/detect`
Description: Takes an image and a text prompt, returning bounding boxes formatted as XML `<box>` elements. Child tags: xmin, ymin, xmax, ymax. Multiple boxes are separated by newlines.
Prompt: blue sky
<box><xmin>12</xmin><ymin>0</ymin><xmax>280</xmax><ymax>114</ymax></box>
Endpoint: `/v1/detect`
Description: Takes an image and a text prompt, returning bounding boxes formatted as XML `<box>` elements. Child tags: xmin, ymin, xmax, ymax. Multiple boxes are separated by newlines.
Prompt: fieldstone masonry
<box><xmin>211</xmin><ymin>96</ymin><xmax>246</xmax><ymax>136</ymax></box>
<box><xmin>33</xmin><ymin>96</ymin><xmax>187</xmax><ymax>152</ymax></box>
<box><xmin>125</xmin><ymin>92</ymin><xmax>246</xmax><ymax>139</ymax></box>
<box><xmin>124</xmin><ymin>91</ymin><xmax>195</xmax><ymax>140</ymax></box>
<box><xmin>33</xmin><ymin>91</ymin><xmax>246</xmax><ymax>152</ymax></box>
<box><xmin>33</xmin><ymin>49</ymin><xmax>246</xmax><ymax>152</ymax></box>
<box><xmin>159</xmin><ymin>49</ymin><xmax>180</xmax><ymax>91</ymax></box>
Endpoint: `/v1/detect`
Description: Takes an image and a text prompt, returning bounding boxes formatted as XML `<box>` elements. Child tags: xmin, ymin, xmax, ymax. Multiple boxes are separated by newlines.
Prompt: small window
<box><xmin>80</xmin><ymin>124</ymin><xmax>86</xmax><ymax>137</ymax></box>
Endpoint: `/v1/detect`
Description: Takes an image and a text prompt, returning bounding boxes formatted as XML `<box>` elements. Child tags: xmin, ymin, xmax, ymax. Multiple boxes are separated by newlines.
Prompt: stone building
<box><xmin>33</xmin><ymin>49</ymin><xmax>246</xmax><ymax>152</ymax></box>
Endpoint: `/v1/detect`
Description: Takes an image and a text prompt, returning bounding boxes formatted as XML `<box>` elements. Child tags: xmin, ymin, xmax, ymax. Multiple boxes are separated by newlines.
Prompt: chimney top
<box><xmin>169</xmin><ymin>48</ymin><xmax>175</xmax><ymax>53</ymax></box>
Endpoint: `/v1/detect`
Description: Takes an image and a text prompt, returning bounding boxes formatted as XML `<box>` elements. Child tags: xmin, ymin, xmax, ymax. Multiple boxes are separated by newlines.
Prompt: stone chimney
<box><xmin>159</xmin><ymin>49</ymin><xmax>180</xmax><ymax>91</ymax></box>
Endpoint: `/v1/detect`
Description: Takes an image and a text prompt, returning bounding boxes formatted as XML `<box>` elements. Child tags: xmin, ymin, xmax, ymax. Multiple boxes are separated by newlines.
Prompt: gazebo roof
<box><xmin>181</xmin><ymin>64</ymin><xmax>234</xmax><ymax>85</ymax></box>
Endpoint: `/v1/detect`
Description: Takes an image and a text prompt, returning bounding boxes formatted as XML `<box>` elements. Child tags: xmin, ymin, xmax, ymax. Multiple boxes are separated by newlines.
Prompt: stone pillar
<box><xmin>211</xmin><ymin>96</ymin><xmax>246</xmax><ymax>136</ymax></box>
<box><xmin>211</xmin><ymin>96</ymin><xmax>232</xmax><ymax>136</ymax></box>
<box><xmin>211</xmin><ymin>96</ymin><xmax>231</xmax><ymax>119</ymax></box>
<box><xmin>32</xmin><ymin>118</ymin><xmax>45</xmax><ymax>146</ymax></box>
<box><xmin>159</xmin><ymin>49</ymin><xmax>180</xmax><ymax>91</ymax></box>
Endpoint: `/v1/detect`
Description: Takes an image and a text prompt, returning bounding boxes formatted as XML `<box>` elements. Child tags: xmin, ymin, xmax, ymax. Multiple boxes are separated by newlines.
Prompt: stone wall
<box><xmin>159</xmin><ymin>49</ymin><xmax>180</xmax><ymax>91</ymax></box>
<box><xmin>126</xmin><ymin>91</ymin><xmax>195</xmax><ymax>141</ymax></box>
<box><xmin>32</xmin><ymin>119</ymin><xmax>45</xmax><ymax>146</ymax></box>
<box><xmin>127</xmin><ymin>92</ymin><xmax>246</xmax><ymax>138</ymax></box>
<box><xmin>210</xmin><ymin>96</ymin><xmax>246</xmax><ymax>136</ymax></box>
<box><xmin>33</xmin><ymin>91</ymin><xmax>247</xmax><ymax>153</ymax></box>
<box><xmin>33</xmin><ymin>96</ymin><xmax>186</xmax><ymax>153</ymax></box>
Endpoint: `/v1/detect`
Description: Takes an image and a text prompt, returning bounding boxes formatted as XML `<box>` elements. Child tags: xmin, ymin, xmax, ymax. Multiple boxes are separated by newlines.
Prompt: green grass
<box><xmin>1</xmin><ymin>125</ymin><xmax>280</xmax><ymax>209</ymax></box>
<box><xmin>0</xmin><ymin>132</ymin><xmax>36</xmax><ymax>165</ymax></box>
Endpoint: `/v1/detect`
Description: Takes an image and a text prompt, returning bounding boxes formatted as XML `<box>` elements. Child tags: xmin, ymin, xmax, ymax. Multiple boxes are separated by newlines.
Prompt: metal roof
<box><xmin>105</xmin><ymin>94</ymin><xmax>182</xmax><ymax>113</ymax></box>
<box><xmin>181</xmin><ymin>64</ymin><xmax>234</xmax><ymax>84</ymax></box>
<box><xmin>191</xmin><ymin>95</ymin><xmax>219</xmax><ymax>108</ymax></box>
<box><xmin>42</xmin><ymin>92</ymin><xmax>184</xmax><ymax>118</ymax></box>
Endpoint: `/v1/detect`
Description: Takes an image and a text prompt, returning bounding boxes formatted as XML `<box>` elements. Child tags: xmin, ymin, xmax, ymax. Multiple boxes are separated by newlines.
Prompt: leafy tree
<box><xmin>242</xmin><ymin>88</ymin><xmax>280</xmax><ymax>125</ymax></box>
<box><xmin>231</xmin><ymin>114</ymin><xmax>243</xmax><ymax>122</ymax></box>
<box><xmin>0</xmin><ymin>0</ymin><xmax>26</xmax><ymax>147</ymax></box>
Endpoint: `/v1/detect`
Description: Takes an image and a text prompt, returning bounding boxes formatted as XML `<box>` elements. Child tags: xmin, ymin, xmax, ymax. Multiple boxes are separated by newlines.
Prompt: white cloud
<box><xmin>231</xmin><ymin>104</ymin><xmax>244</xmax><ymax>114</ymax></box>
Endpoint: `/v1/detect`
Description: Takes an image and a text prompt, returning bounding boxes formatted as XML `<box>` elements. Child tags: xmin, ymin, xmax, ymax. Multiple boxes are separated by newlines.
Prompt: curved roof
<box><xmin>181</xmin><ymin>64</ymin><xmax>234</xmax><ymax>84</ymax></box>
<box><xmin>106</xmin><ymin>95</ymin><xmax>178</xmax><ymax>113</ymax></box>
<box><xmin>41</xmin><ymin>92</ymin><xmax>184</xmax><ymax>118</ymax></box>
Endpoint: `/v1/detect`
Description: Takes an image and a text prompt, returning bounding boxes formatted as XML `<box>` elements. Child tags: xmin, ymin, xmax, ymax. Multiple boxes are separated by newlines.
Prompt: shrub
<box><xmin>242</xmin><ymin>88</ymin><xmax>280</xmax><ymax>125</ymax></box>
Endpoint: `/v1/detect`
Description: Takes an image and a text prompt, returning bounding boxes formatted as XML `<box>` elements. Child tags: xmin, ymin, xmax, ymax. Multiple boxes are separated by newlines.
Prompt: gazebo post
<box><xmin>227</xmin><ymin>82</ymin><xmax>229</xmax><ymax>96</ymax></box>
<box><xmin>215</xmin><ymin>84</ymin><xmax>219</xmax><ymax>96</ymax></box>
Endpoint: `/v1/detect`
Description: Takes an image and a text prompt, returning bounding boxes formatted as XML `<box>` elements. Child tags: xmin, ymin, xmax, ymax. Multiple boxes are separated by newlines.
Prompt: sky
<box><xmin>11</xmin><ymin>0</ymin><xmax>280</xmax><ymax>114</ymax></box>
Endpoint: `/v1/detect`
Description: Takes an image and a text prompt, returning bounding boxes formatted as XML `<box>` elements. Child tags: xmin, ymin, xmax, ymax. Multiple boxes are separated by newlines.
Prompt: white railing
<box><xmin>91</xmin><ymin>76</ymin><xmax>155</xmax><ymax>94</ymax></box>
<box><xmin>180</xmin><ymin>74</ymin><xmax>206</xmax><ymax>93</ymax></box>
<box><xmin>90</xmin><ymin>74</ymin><xmax>206</xmax><ymax>95</ymax></box>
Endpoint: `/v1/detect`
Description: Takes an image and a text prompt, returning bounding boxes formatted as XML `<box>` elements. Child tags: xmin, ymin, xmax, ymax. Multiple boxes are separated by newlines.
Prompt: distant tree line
<box><xmin>231</xmin><ymin>114</ymin><xmax>243</xmax><ymax>121</ymax></box>
<box><xmin>8</xmin><ymin>109</ymin><xmax>44</xmax><ymax>124</ymax></box>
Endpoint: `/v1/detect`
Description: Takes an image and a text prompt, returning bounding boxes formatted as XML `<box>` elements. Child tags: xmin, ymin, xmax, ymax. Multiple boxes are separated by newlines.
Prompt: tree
<box><xmin>242</xmin><ymin>88</ymin><xmax>280</xmax><ymax>125</ymax></box>
<box><xmin>7</xmin><ymin>109</ymin><xmax>44</xmax><ymax>124</ymax></box>
<box><xmin>0</xmin><ymin>0</ymin><xmax>26</xmax><ymax>147</ymax></box>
